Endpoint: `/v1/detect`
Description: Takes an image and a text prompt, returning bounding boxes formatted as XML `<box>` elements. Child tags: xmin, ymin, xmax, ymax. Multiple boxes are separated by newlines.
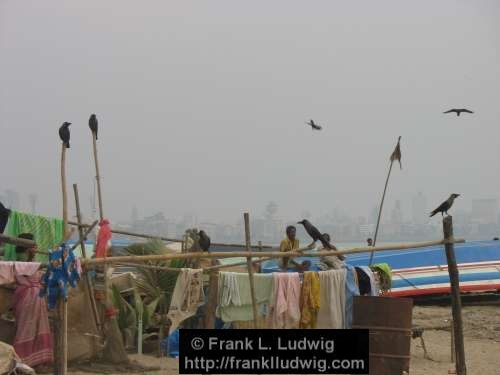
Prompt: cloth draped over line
<box><xmin>217</xmin><ymin>272</ymin><xmax>273</xmax><ymax>322</ymax></box>
<box><xmin>344</xmin><ymin>265</ymin><xmax>360</xmax><ymax>329</ymax></box>
<box><xmin>299</xmin><ymin>271</ymin><xmax>320</xmax><ymax>328</ymax></box>
<box><xmin>316</xmin><ymin>269</ymin><xmax>346</xmax><ymax>329</ymax></box>
<box><xmin>357</xmin><ymin>266</ymin><xmax>378</xmax><ymax>296</ymax></box>
<box><xmin>167</xmin><ymin>268</ymin><xmax>205</xmax><ymax>334</ymax></box>
<box><xmin>0</xmin><ymin>261</ymin><xmax>40</xmax><ymax>285</ymax></box>
<box><xmin>3</xmin><ymin>210</ymin><xmax>64</xmax><ymax>262</ymax></box>
<box><xmin>95</xmin><ymin>219</ymin><xmax>112</xmax><ymax>258</ymax></box>
<box><xmin>13</xmin><ymin>267</ymin><xmax>53</xmax><ymax>367</ymax></box>
<box><xmin>39</xmin><ymin>244</ymin><xmax>81</xmax><ymax>309</ymax></box>
<box><xmin>267</xmin><ymin>272</ymin><xmax>301</xmax><ymax>329</ymax></box>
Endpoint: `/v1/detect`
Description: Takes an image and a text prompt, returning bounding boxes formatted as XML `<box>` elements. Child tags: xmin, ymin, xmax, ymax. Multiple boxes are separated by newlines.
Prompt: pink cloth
<box><xmin>13</xmin><ymin>270</ymin><xmax>53</xmax><ymax>367</ymax></box>
<box><xmin>95</xmin><ymin>219</ymin><xmax>112</xmax><ymax>258</ymax></box>
<box><xmin>268</xmin><ymin>272</ymin><xmax>301</xmax><ymax>328</ymax></box>
<box><xmin>0</xmin><ymin>261</ymin><xmax>15</xmax><ymax>284</ymax></box>
<box><xmin>14</xmin><ymin>262</ymin><xmax>40</xmax><ymax>276</ymax></box>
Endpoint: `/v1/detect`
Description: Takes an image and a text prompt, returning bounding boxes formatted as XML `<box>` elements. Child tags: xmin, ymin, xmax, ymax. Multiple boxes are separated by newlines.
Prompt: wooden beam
<box><xmin>244</xmin><ymin>213</ymin><xmax>259</xmax><ymax>329</ymax></box>
<box><xmin>443</xmin><ymin>216</ymin><xmax>466</xmax><ymax>375</ymax></box>
<box><xmin>83</xmin><ymin>238</ymin><xmax>465</xmax><ymax>266</ymax></box>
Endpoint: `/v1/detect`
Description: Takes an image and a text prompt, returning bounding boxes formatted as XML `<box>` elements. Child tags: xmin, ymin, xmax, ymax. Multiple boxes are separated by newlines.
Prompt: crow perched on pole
<box><xmin>443</xmin><ymin>109</ymin><xmax>474</xmax><ymax>116</ymax></box>
<box><xmin>297</xmin><ymin>219</ymin><xmax>337</xmax><ymax>250</ymax></box>
<box><xmin>305</xmin><ymin>119</ymin><xmax>322</xmax><ymax>130</ymax></box>
<box><xmin>430</xmin><ymin>194</ymin><xmax>460</xmax><ymax>217</ymax></box>
<box><xmin>198</xmin><ymin>230</ymin><xmax>211</xmax><ymax>252</ymax></box>
<box><xmin>59</xmin><ymin>122</ymin><xmax>71</xmax><ymax>148</ymax></box>
<box><xmin>89</xmin><ymin>114</ymin><xmax>98</xmax><ymax>140</ymax></box>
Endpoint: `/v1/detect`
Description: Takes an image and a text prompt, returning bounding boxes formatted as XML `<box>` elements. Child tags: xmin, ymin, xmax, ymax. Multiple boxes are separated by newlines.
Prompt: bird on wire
<box><xmin>58</xmin><ymin>122</ymin><xmax>71</xmax><ymax>148</ymax></box>
<box><xmin>198</xmin><ymin>230</ymin><xmax>211</xmax><ymax>252</ymax></box>
<box><xmin>443</xmin><ymin>109</ymin><xmax>474</xmax><ymax>116</ymax></box>
<box><xmin>297</xmin><ymin>219</ymin><xmax>337</xmax><ymax>250</ymax></box>
<box><xmin>89</xmin><ymin>114</ymin><xmax>98</xmax><ymax>140</ymax></box>
<box><xmin>305</xmin><ymin>119</ymin><xmax>322</xmax><ymax>131</ymax></box>
<box><xmin>430</xmin><ymin>194</ymin><xmax>460</xmax><ymax>217</ymax></box>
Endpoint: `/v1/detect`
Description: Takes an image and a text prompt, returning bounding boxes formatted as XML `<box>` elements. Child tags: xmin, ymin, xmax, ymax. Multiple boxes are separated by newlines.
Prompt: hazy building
<box><xmin>390</xmin><ymin>200</ymin><xmax>403</xmax><ymax>224</ymax></box>
<box><xmin>471</xmin><ymin>199</ymin><xmax>498</xmax><ymax>224</ymax></box>
<box><xmin>412</xmin><ymin>192</ymin><xmax>427</xmax><ymax>225</ymax></box>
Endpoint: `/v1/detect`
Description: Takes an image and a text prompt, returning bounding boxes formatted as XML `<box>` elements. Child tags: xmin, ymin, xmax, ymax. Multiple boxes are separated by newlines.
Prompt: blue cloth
<box><xmin>161</xmin><ymin>329</ymin><xmax>180</xmax><ymax>357</ymax></box>
<box><xmin>39</xmin><ymin>243</ymin><xmax>81</xmax><ymax>309</ymax></box>
<box><xmin>343</xmin><ymin>264</ymin><xmax>359</xmax><ymax>329</ymax></box>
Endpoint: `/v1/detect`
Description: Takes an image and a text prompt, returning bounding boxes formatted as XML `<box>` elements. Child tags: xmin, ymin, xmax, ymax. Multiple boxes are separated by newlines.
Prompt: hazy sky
<box><xmin>1</xmin><ymin>1</ymin><xmax>499</xmax><ymax>224</ymax></box>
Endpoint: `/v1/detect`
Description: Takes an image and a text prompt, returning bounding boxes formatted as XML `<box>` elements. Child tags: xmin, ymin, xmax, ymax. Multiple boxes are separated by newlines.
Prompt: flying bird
<box><xmin>430</xmin><ymin>194</ymin><xmax>460</xmax><ymax>217</ymax></box>
<box><xmin>58</xmin><ymin>122</ymin><xmax>71</xmax><ymax>148</ymax></box>
<box><xmin>0</xmin><ymin>201</ymin><xmax>11</xmax><ymax>233</ymax></box>
<box><xmin>89</xmin><ymin>114</ymin><xmax>98</xmax><ymax>140</ymax></box>
<box><xmin>443</xmin><ymin>109</ymin><xmax>474</xmax><ymax>116</ymax></box>
<box><xmin>305</xmin><ymin>119</ymin><xmax>322</xmax><ymax>131</ymax></box>
<box><xmin>198</xmin><ymin>230</ymin><xmax>211</xmax><ymax>252</ymax></box>
<box><xmin>297</xmin><ymin>219</ymin><xmax>337</xmax><ymax>250</ymax></box>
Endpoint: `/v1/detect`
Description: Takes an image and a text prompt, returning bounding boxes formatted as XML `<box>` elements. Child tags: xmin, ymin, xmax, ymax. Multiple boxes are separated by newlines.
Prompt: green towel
<box><xmin>3</xmin><ymin>210</ymin><xmax>64</xmax><ymax>262</ymax></box>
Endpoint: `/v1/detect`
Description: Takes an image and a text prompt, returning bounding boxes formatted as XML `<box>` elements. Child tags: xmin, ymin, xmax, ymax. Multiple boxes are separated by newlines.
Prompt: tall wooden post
<box><xmin>244</xmin><ymin>213</ymin><xmax>259</xmax><ymax>328</ymax></box>
<box><xmin>443</xmin><ymin>216</ymin><xmax>466</xmax><ymax>375</ymax></box>
<box><xmin>58</xmin><ymin>143</ymin><xmax>68</xmax><ymax>375</ymax></box>
<box><xmin>73</xmin><ymin>183</ymin><xmax>102</xmax><ymax>335</ymax></box>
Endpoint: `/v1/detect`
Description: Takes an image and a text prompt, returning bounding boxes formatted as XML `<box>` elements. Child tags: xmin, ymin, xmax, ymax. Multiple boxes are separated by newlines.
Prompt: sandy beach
<box><xmin>67</xmin><ymin>304</ymin><xmax>500</xmax><ymax>375</ymax></box>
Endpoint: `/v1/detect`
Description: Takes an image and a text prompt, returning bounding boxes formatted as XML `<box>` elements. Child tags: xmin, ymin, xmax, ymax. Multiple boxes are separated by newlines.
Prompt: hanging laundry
<box><xmin>356</xmin><ymin>266</ymin><xmax>378</xmax><ymax>296</ymax></box>
<box><xmin>167</xmin><ymin>268</ymin><xmax>205</xmax><ymax>334</ymax></box>
<box><xmin>95</xmin><ymin>219</ymin><xmax>112</xmax><ymax>258</ymax></box>
<box><xmin>3</xmin><ymin>211</ymin><xmax>64</xmax><ymax>261</ymax></box>
<box><xmin>316</xmin><ymin>269</ymin><xmax>346</xmax><ymax>329</ymax></box>
<box><xmin>344</xmin><ymin>264</ymin><xmax>360</xmax><ymax>329</ymax></box>
<box><xmin>0</xmin><ymin>261</ymin><xmax>15</xmax><ymax>284</ymax></box>
<box><xmin>38</xmin><ymin>243</ymin><xmax>81</xmax><ymax>309</ymax></box>
<box><xmin>300</xmin><ymin>271</ymin><xmax>320</xmax><ymax>329</ymax></box>
<box><xmin>268</xmin><ymin>272</ymin><xmax>301</xmax><ymax>329</ymax></box>
<box><xmin>371</xmin><ymin>263</ymin><xmax>392</xmax><ymax>293</ymax></box>
<box><xmin>217</xmin><ymin>272</ymin><xmax>273</xmax><ymax>323</ymax></box>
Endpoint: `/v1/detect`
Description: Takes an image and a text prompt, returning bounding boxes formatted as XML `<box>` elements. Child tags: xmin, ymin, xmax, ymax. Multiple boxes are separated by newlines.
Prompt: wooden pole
<box><xmin>92</xmin><ymin>137</ymin><xmax>104</xmax><ymax>221</ymax></box>
<box><xmin>369</xmin><ymin>159</ymin><xmax>394</xmax><ymax>265</ymax></box>
<box><xmin>67</xmin><ymin>221</ymin><xmax>274</xmax><ymax>249</ymax></box>
<box><xmin>73</xmin><ymin>184</ymin><xmax>102</xmax><ymax>335</ymax></box>
<box><xmin>443</xmin><ymin>216</ymin><xmax>466</xmax><ymax>375</ymax></box>
<box><xmin>83</xmin><ymin>238</ymin><xmax>465</xmax><ymax>266</ymax></box>
<box><xmin>58</xmin><ymin>142</ymin><xmax>68</xmax><ymax>375</ymax></box>
<box><xmin>244</xmin><ymin>213</ymin><xmax>259</xmax><ymax>328</ymax></box>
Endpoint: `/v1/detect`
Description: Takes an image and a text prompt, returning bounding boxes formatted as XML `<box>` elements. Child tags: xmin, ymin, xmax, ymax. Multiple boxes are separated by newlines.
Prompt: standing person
<box><xmin>366</xmin><ymin>238</ymin><xmax>373</xmax><ymax>247</ymax></box>
<box><xmin>12</xmin><ymin>233</ymin><xmax>53</xmax><ymax>372</ymax></box>
<box><xmin>279</xmin><ymin>226</ymin><xmax>310</xmax><ymax>271</ymax></box>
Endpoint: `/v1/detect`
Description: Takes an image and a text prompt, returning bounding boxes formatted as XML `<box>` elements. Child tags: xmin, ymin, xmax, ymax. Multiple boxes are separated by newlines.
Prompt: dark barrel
<box><xmin>352</xmin><ymin>296</ymin><xmax>413</xmax><ymax>375</ymax></box>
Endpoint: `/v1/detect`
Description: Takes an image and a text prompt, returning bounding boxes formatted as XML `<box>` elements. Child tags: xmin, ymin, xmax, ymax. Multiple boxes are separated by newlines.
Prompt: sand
<box><xmin>68</xmin><ymin>304</ymin><xmax>500</xmax><ymax>375</ymax></box>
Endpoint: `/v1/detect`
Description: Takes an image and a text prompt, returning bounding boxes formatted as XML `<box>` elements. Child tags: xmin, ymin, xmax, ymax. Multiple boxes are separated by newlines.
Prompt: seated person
<box><xmin>279</xmin><ymin>225</ymin><xmax>310</xmax><ymax>271</ymax></box>
<box><xmin>318</xmin><ymin>233</ymin><xmax>345</xmax><ymax>270</ymax></box>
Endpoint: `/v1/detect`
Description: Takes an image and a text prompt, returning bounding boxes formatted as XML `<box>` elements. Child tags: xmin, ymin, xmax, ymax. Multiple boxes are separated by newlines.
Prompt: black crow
<box><xmin>89</xmin><ymin>114</ymin><xmax>98</xmax><ymax>140</ymax></box>
<box><xmin>430</xmin><ymin>194</ymin><xmax>460</xmax><ymax>217</ymax></box>
<box><xmin>59</xmin><ymin>122</ymin><xmax>71</xmax><ymax>148</ymax></box>
<box><xmin>443</xmin><ymin>109</ymin><xmax>474</xmax><ymax>116</ymax></box>
<box><xmin>305</xmin><ymin>119</ymin><xmax>322</xmax><ymax>130</ymax></box>
<box><xmin>297</xmin><ymin>219</ymin><xmax>337</xmax><ymax>250</ymax></box>
<box><xmin>0</xmin><ymin>201</ymin><xmax>11</xmax><ymax>233</ymax></box>
<box><xmin>198</xmin><ymin>230</ymin><xmax>211</xmax><ymax>252</ymax></box>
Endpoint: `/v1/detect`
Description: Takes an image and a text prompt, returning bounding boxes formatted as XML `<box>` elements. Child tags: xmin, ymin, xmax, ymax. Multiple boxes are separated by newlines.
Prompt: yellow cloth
<box><xmin>279</xmin><ymin>238</ymin><xmax>299</xmax><ymax>252</ymax></box>
<box><xmin>300</xmin><ymin>271</ymin><xmax>321</xmax><ymax>328</ymax></box>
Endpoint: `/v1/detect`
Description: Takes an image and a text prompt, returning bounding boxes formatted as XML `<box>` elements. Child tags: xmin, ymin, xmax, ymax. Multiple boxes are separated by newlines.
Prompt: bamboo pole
<box><xmin>83</xmin><ymin>238</ymin><xmax>465</xmax><ymax>266</ymax></box>
<box><xmin>58</xmin><ymin>142</ymin><xmax>68</xmax><ymax>375</ymax></box>
<box><xmin>73</xmin><ymin>184</ymin><xmax>102</xmax><ymax>335</ymax></box>
<box><xmin>369</xmin><ymin>136</ymin><xmax>401</xmax><ymax>265</ymax></box>
<box><xmin>0</xmin><ymin>233</ymin><xmax>37</xmax><ymax>248</ymax></box>
<box><xmin>244</xmin><ymin>213</ymin><xmax>259</xmax><ymax>329</ymax></box>
<box><xmin>443</xmin><ymin>216</ymin><xmax>466</xmax><ymax>375</ymax></box>
<box><xmin>92</xmin><ymin>137</ymin><xmax>104</xmax><ymax>221</ymax></box>
<box><xmin>67</xmin><ymin>221</ymin><xmax>274</xmax><ymax>248</ymax></box>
